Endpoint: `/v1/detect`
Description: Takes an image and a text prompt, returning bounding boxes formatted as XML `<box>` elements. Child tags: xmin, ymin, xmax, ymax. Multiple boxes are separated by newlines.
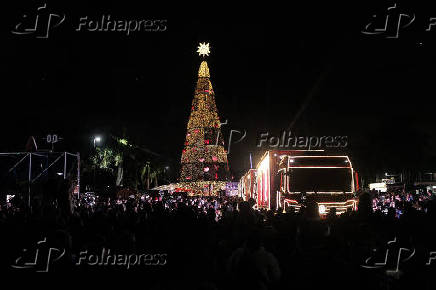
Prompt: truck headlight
<box><xmin>318</xmin><ymin>204</ymin><xmax>326</xmax><ymax>215</ymax></box>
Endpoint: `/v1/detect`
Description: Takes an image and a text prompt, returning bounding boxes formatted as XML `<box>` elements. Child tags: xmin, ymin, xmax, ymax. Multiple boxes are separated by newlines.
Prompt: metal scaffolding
<box><xmin>0</xmin><ymin>151</ymin><xmax>80</xmax><ymax>208</ymax></box>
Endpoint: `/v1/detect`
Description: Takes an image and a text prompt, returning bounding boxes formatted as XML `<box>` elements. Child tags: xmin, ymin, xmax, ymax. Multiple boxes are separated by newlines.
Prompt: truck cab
<box><xmin>254</xmin><ymin>150</ymin><xmax>358</xmax><ymax>216</ymax></box>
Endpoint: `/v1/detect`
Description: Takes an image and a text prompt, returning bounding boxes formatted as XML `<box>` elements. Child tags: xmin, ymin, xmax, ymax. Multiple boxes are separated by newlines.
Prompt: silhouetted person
<box><xmin>304</xmin><ymin>200</ymin><xmax>320</xmax><ymax>220</ymax></box>
<box><xmin>227</xmin><ymin>231</ymin><xmax>281</xmax><ymax>290</ymax></box>
<box><xmin>327</xmin><ymin>207</ymin><xmax>337</xmax><ymax>221</ymax></box>
<box><xmin>358</xmin><ymin>192</ymin><xmax>372</xmax><ymax>218</ymax></box>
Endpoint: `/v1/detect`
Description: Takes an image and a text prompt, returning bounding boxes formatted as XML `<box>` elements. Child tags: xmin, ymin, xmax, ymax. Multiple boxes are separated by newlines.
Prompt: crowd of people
<box><xmin>0</xmin><ymin>186</ymin><xmax>435</xmax><ymax>289</ymax></box>
<box><xmin>371</xmin><ymin>188</ymin><xmax>434</xmax><ymax>218</ymax></box>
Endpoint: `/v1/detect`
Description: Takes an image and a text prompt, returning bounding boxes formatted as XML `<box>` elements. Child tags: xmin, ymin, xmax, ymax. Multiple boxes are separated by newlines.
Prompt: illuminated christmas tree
<box><xmin>179</xmin><ymin>43</ymin><xmax>229</xmax><ymax>193</ymax></box>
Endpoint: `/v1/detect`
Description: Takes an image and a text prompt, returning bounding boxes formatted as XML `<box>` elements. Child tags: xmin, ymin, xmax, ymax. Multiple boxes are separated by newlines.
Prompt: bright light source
<box><xmin>258</xmin><ymin>154</ymin><xmax>270</xmax><ymax>172</ymax></box>
<box><xmin>369</xmin><ymin>182</ymin><xmax>387</xmax><ymax>192</ymax></box>
<box><xmin>94</xmin><ymin>136</ymin><xmax>101</xmax><ymax>142</ymax></box>
<box><xmin>56</xmin><ymin>172</ymin><xmax>63</xmax><ymax>176</ymax></box>
<box><xmin>290</xmin><ymin>159</ymin><xmax>295</xmax><ymax>163</ymax></box>
<box><xmin>318</xmin><ymin>204</ymin><xmax>326</xmax><ymax>215</ymax></box>
<box><xmin>165</xmin><ymin>166</ymin><xmax>170</xmax><ymax>170</ymax></box>
<box><xmin>197</xmin><ymin>42</ymin><xmax>210</xmax><ymax>57</ymax></box>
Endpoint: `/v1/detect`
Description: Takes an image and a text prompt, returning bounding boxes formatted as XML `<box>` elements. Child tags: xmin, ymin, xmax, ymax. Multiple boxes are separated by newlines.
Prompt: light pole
<box><xmin>93</xmin><ymin>136</ymin><xmax>101</xmax><ymax>148</ymax></box>
<box><xmin>163</xmin><ymin>166</ymin><xmax>170</xmax><ymax>183</ymax></box>
<box><xmin>93</xmin><ymin>136</ymin><xmax>101</xmax><ymax>193</ymax></box>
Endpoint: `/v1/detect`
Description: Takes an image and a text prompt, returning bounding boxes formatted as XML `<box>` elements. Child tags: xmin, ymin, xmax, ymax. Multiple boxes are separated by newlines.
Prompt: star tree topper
<box><xmin>197</xmin><ymin>42</ymin><xmax>210</xmax><ymax>57</ymax></box>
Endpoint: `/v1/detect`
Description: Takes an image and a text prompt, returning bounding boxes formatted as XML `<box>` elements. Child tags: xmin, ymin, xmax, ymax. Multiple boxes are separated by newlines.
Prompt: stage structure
<box><xmin>178</xmin><ymin>42</ymin><xmax>230</xmax><ymax>195</ymax></box>
<box><xmin>0</xmin><ymin>151</ymin><xmax>80</xmax><ymax>208</ymax></box>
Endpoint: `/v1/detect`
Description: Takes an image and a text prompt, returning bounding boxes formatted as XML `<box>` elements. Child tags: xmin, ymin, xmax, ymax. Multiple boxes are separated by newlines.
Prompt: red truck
<box><xmin>239</xmin><ymin>169</ymin><xmax>257</xmax><ymax>201</ymax></box>
<box><xmin>244</xmin><ymin>150</ymin><xmax>359</xmax><ymax>216</ymax></box>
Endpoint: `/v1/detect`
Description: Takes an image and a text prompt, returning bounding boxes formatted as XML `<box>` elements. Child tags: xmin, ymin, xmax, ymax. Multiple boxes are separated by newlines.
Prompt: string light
<box><xmin>179</xmin><ymin>44</ymin><xmax>229</xmax><ymax>194</ymax></box>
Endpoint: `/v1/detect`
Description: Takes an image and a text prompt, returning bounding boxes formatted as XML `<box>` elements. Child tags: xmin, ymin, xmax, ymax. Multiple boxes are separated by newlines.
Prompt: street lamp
<box><xmin>163</xmin><ymin>166</ymin><xmax>170</xmax><ymax>183</ymax></box>
<box><xmin>93</xmin><ymin>136</ymin><xmax>101</xmax><ymax>148</ymax></box>
<box><xmin>92</xmin><ymin>136</ymin><xmax>101</xmax><ymax>193</ymax></box>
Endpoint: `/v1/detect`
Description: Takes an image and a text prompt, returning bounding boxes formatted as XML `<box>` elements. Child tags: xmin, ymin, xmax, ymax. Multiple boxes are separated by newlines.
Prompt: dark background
<box><xmin>2</xmin><ymin>1</ymin><xmax>436</xmax><ymax>183</ymax></box>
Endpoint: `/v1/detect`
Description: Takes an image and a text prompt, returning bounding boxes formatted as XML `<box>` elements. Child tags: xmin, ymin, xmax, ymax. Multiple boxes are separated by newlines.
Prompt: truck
<box><xmin>250</xmin><ymin>150</ymin><xmax>359</xmax><ymax>216</ymax></box>
<box><xmin>239</xmin><ymin>169</ymin><xmax>256</xmax><ymax>201</ymax></box>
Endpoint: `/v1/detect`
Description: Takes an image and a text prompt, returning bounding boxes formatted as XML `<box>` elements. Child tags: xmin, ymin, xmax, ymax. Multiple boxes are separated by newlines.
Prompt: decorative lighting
<box><xmin>197</xmin><ymin>42</ymin><xmax>210</xmax><ymax>57</ymax></box>
<box><xmin>179</xmin><ymin>43</ymin><xmax>229</xmax><ymax>189</ymax></box>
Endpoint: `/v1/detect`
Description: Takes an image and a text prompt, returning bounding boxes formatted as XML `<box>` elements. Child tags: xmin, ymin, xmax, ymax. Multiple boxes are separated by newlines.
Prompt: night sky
<box><xmin>2</xmin><ymin>1</ymin><xmax>436</xmax><ymax>182</ymax></box>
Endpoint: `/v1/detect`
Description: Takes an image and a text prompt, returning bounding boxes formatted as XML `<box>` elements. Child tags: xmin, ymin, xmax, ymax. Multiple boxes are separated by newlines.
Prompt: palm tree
<box><xmin>90</xmin><ymin>133</ymin><xmax>171</xmax><ymax>190</ymax></box>
<box><xmin>140</xmin><ymin>162</ymin><xmax>151</xmax><ymax>190</ymax></box>
<box><xmin>140</xmin><ymin>162</ymin><xmax>164</xmax><ymax>189</ymax></box>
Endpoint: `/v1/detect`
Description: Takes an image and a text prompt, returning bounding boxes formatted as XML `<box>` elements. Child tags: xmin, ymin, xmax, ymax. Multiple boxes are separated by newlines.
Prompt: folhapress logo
<box><xmin>11</xmin><ymin>3</ymin><xmax>65</xmax><ymax>39</ymax></box>
<box><xmin>11</xmin><ymin>238</ymin><xmax>65</xmax><ymax>272</ymax></box>
<box><xmin>362</xmin><ymin>3</ymin><xmax>436</xmax><ymax>39</ymax></box>
<box><xmin>361</xmin><ymin>237</ymin><xmax>436</xmax><ymax>278</ymax></box>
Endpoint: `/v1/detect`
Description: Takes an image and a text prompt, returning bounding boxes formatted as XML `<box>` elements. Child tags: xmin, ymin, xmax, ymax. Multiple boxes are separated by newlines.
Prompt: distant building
<box><xmin>372</xmin><ymin>171</ymin><xmax>436</xmax><ymax>193</ymax></box>
<box><xmin>414</xmin><ymin>172</ymin><xmax>436</xmax><ymax>193</ymax></box>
